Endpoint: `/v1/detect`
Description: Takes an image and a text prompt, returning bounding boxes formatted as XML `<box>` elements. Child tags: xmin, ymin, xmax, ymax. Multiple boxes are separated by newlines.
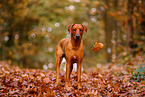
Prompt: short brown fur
<box><xmin>55</xmin><ymin>24</ymin><xmax>88</xmax><ymax>89</ymax></box>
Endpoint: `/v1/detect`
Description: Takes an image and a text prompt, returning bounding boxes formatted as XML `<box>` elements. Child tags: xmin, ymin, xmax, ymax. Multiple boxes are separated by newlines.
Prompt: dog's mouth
<box><xmin>72</xmin><ymin>34</ymin><xmax>81</xmax><ymax>40</ymax></box>
<box><xmin>76</xmin><ymin>36</ymin><xmax>80</xmax><ymax>39</ymax></box>
<box><xmin>75</xmin><ymin>34</ymin><xmax>81</xmax><ymax>39</ymax></box>
<box><xmin>75</xmin><ymin>36</ymin><xmax>81</xmax><ymax>40</ymax></box>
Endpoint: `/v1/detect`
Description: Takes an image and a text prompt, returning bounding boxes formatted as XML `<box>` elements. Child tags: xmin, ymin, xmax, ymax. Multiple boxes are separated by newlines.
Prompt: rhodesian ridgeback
<box><xmin>55</xmin><ymin>24</ymin><xmax>88</xmax><ymax>89</ymax></box>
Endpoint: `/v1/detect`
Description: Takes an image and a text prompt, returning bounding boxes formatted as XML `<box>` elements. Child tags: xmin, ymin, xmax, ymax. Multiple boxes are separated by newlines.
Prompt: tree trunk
<box><xmin>104</xmin><ymin>0</ymin><xmax>113</xmax><ymax>62</ymax></box>
<box><xmin>127</xmin><ymin>0</ymin><xmax>134</xmax><ymax>52</ymax></box>
<box><xmin>112</xmin><ymin>0</ymin><xmax>118</xmax><ymax>61</ymax></box>
<box><xmin>141</xmin><ymin>0</ymin><xmax>145</xmax><ymax>32</ymax></box>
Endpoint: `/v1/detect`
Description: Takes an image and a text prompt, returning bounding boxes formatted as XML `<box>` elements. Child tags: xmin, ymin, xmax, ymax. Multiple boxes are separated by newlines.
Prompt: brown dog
<box><xmin>55</xmin><ymin>24</ymin><xmax>88</xmax><ymax>89</ymax></box>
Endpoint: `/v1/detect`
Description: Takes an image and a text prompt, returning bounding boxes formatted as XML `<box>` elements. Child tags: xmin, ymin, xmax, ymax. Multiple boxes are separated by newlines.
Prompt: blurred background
<box><xmin>0</xmin><ymin>0</ymin><xmax>144</xmax><ymax>70</ymax></box>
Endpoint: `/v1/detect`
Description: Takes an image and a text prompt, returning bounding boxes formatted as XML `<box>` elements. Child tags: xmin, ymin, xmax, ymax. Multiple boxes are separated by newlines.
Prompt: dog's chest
<box><xmin>71</xmin><ymin>55</ymin><xmax>77</xmax><ymax>62</ymax></box>
<box><xmin>65</xmin><ymin>47</ymin><xmax>83</xmax><ymax>61</ymax></box>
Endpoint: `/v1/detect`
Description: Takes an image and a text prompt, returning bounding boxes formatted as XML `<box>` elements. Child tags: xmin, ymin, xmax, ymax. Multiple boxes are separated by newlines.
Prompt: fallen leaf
<box><xmin>92</xmin><ymin>42</ymin><xmax>103</xmax><ymax>51</ymax></box>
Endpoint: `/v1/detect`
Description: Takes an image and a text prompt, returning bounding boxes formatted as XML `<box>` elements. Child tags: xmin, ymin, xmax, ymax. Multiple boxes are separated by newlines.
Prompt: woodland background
<box><xmin>0</xmin><ymin>0</ymin><xmax>144</xmax><ymax>69</ymax></box>
<box><xmin>0</xmin><ymin>0</ymin><xmax>145</xmax><ymax>96</ymax></box>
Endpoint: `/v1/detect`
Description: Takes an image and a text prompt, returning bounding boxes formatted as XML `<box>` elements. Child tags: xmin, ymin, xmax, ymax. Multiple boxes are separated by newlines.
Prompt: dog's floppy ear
<box><xmin>81</xmin><ymin>24</ymin><xmax>88</xmax><ymax>33</ymax></box>
<box><xmin>67</xmin><ymin>24</ymin><xmax>74</xmax><ymax>33</ymax></box>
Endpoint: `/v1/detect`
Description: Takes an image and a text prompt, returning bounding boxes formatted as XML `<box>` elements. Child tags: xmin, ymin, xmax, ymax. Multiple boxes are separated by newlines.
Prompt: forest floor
<box><xmin>0</xmin><ymin>60</ymin><xmax>144</xmax><ymax>97</ymax></box>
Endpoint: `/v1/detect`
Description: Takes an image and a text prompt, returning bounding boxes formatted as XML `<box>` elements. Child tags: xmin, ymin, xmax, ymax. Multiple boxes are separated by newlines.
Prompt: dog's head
<box><xmin>67</xmin><ymin>24</ymin><xmax>88</xmax><ymax>40</ymax></box>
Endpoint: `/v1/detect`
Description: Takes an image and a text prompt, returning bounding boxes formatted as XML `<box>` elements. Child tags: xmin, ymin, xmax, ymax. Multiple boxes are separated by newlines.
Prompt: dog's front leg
<box><xmin>65</xmin><ymin>62</ymin><xmax>71</xmax><ymax>88</ymax></box>
<box><xmin>77</xmin><ymin>62</ymin><xmax>82</xmax><ymax>89</ymax></box>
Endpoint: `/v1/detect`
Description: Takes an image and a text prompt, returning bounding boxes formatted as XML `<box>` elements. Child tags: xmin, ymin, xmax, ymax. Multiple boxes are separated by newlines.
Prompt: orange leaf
<box><xmin>92</xmin><ymin>42</ymin><xmax>103</xmax><ymax>52</ymax></box>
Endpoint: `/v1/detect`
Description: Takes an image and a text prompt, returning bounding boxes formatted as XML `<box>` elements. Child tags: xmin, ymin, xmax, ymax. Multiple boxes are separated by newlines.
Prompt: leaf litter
<box><xmin>0</xmin><ymin>61</ymin><xmax>144</xmax><ymax>96</ymax></box>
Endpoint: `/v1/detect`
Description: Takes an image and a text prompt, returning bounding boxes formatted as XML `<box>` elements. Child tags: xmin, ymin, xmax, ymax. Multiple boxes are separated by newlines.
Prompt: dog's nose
<box><xmin>76</xmin><ymin>34</ymin><xmax>80</xmax><ymax>39</ymax></box>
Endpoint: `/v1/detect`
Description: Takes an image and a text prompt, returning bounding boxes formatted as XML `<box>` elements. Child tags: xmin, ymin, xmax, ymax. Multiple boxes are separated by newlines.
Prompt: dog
<box><xmin>55</xmin><ymin>24</ymin><xmax>88</xmax><ymax>89</ymax></box>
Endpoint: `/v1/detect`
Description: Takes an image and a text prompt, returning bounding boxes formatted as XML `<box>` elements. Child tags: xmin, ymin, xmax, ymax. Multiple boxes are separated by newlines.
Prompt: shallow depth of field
<box><xmin>0</xmin><ymin>0</ymin><xmax>145</xmax><ymax>96</ymax></box>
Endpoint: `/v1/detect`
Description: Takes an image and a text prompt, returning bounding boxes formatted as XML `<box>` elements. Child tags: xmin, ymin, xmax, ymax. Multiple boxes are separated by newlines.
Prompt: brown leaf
<box><xmin>92</xmin><ymin>42</ymin><xmax>103</xmax><ymax>52</ymax></box>
<box><xmin>43</xmin><ymin>77</ymin><xmax>51</xmax><ymax>83</ymax></box>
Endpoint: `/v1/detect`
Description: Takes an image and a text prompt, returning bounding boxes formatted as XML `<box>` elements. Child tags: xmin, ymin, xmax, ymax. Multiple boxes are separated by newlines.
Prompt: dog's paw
<box><xmin>64</xmin><ymin>86</ymin><xmax>73</xmax><ymax>91</ymax></box>
<box><xmin>56</xmin><ymin>79</ymin><xmax>61</xmax><ymax>85</ymax></box>
<box><xmin>78</xmin><ymin>85</ymin><xmax>82</xmax><ymax>90</ymax></box>
<box><xmin>55</xmin><ymin>82</ymin><xmax>60</xmax><ymax>87</ymax></box>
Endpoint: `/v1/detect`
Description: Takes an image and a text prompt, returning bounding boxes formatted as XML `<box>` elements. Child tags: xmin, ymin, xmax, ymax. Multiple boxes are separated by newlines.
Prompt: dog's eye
<box><xmin>73</xmin><ymin>29</ymin><xmax>76</xmax><ymax>31</ymax></box>
<box><xmin>80</xmin><ymin>29</ymin><xmax>83</xmax><ymax>32</ymax></box>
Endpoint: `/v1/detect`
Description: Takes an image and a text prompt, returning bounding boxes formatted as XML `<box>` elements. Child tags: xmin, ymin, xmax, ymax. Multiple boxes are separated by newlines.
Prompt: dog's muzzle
<box><xmin>76</xmin><ymin>34</ymin><xmax>80</xmax><ymax>39</ymax></box>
